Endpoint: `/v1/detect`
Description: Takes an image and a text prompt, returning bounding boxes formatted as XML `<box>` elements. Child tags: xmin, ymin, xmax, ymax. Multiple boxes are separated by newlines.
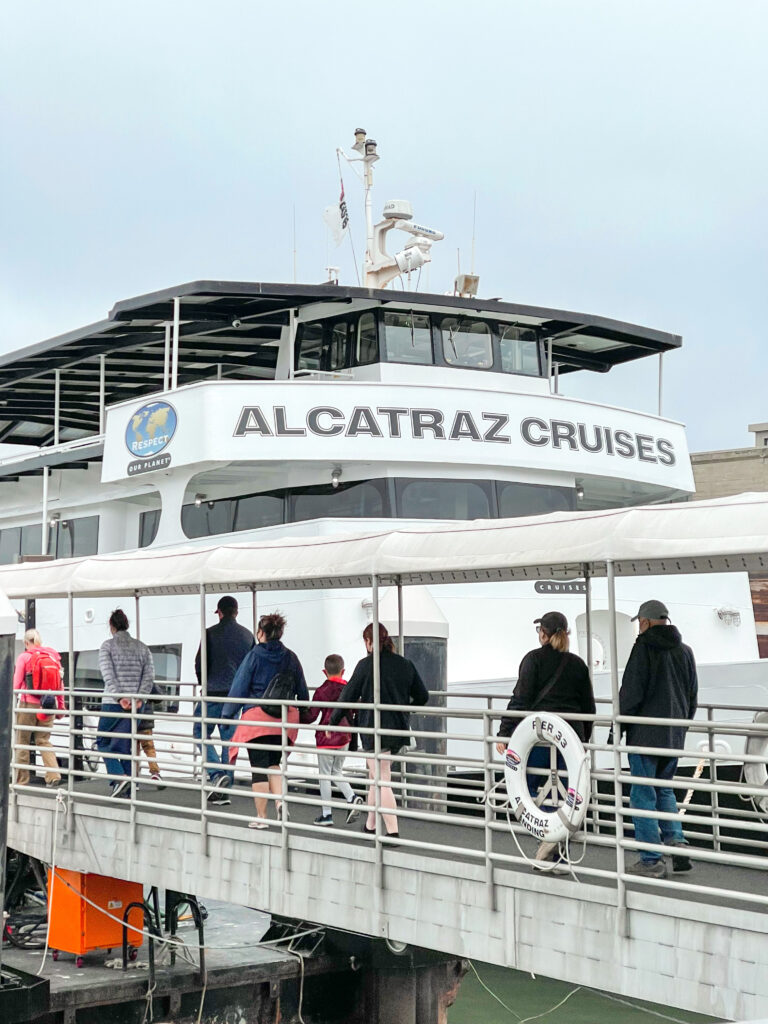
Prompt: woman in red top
<box><xmin>13</xmin><ymin>629</ymin><xmax>64</xmax><ymax>787</ymax></box>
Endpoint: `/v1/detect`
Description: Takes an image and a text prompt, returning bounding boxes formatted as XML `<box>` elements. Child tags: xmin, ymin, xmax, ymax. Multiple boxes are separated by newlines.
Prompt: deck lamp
<box><xmin>194</xmin><ymin>493</ymin><xmax>207</xmax><ymax>507</ymax></box>
<box><xmin>331</xmin><ymin>467</ymin><xmax>342</xmax><ymax>489</ymax></box>
<box><xmin>364</xmin><ymin>139</ymin><xmax>379</xmax><ymax>162</ymax></box>
<box><xmin>352</xmin><ymin>129</ymin><xmax>366</xmax><ymax>152</ymax></box>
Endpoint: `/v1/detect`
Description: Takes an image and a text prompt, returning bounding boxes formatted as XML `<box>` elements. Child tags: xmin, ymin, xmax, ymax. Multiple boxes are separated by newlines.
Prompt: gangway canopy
<box><xmin>0</xmin><ymin>493</ymin><xmax>765</xmax><ymax>600</ymax></box>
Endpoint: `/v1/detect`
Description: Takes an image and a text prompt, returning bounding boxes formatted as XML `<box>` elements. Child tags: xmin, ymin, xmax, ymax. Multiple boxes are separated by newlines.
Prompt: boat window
<box><xmin>71</xmin><ymin>645</ymin><xmax>181</xmax><ymax>712</ymax></box>
<box><xmin>382</xmin><ymin>311</ymin><xmax>433</xmax><ymax>365</ymax></box>
<box><xmin>0</xmin><ymin>527</ymin><xmax>21</xmax><ymax>564</ymax></box>
<box><xmin>51</xmin><ymin>515</ymin><xmax>99</xmax><ymax>558</ymax></box>
<box><xmin>139</xmin><ymin>509</ymin><xmax>161</xmax><ymax>548</ymax></box>
<box><xmin>289</xmin><ymin>480</ymin><xmax>388</xmax><ymax>522</ymax></box>
<box><xmin>328</xmin><ymin>322</ymin><xmax>349</xmax><ymax>371</ymax></box>
<box><xmin>396</xmin><ymin>478</ymin><xmax>492</xmax><ymax>520</ymax></box>
<box><xmin>181</xmin><ymin>498</ymin><xmax>236</xmax><ymax>539</ymax></box>
<box><xmin>356</xmin><ymin>312</ymin><xmax>378</xmax><ymax>365</ymax></box>
<box><xmin>20</xmin><ymin>524</ymin><xmax>43</xmax><ymax>558</ymax></box>
<box><xmin>499</xmin><ymin>326</ymin><xmax>541</xmax><ymax>376</ymax></box>
<box><xmin>497</xmin><ymin>481</ymin><xmax>575</xmax><ymax>518</ymax></box>
<box><xmin>295</xmin><ymin>321</ymin><xmax>324</xmax><ymax>371</ymax></box>
<box><xmin>234</xmin><ymin>492</ymin><xmax>284</xmax><ymax>531</ymax></box>
<box><xmin>441</xmin><ymin>319</ymin><xmax>493</xmax><ymax>369</ymax></box>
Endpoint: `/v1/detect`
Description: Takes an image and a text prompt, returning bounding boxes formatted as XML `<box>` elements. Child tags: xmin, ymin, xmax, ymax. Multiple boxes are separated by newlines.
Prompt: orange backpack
<box><xmin>25</xmin><ymin>647</ymin><xmax>62</xmax><ymax>693</ymax></box>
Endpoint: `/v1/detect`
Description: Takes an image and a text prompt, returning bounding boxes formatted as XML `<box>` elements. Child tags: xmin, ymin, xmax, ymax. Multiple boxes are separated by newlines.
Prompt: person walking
<box><xmin>97</xmin><ymin>609</ymin><xmax>155</xmax><ymax>798</ymax></box>
<box><xmin>223</xmin><ymin>612</ymin><xmax>309</xmax><ymax>827</ymax></box>
<box><xmin>194</xmin><ymin>595</ymin><xmax>254</xmax><ymax>806</ymax></box>
<box><xmin>330</xmin><ymin>623</ymin><xmax>428</xmax><ymax>840</ymax></box>
<box><xmin>308</xmin><ymin>654</ymin><xmax>364</xmax><ymax>827</ymax></box>
<box><xmin>13</xmin><ymin>629</ymin><xmax>64</xmax><ymax>787</ymax></box>
<box><xmin>620</xmin><ymin>599</ymin><xmax>698</xmax><ymax>879</ymax></box>
<box><xmin>496</xmin><ymin>611</ymin><xmax>595</xmax><ymax>870</ymax></box>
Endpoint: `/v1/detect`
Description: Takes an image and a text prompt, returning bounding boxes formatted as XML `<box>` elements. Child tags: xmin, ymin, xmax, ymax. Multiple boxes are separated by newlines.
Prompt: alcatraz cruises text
<box><xmin>232</xmin><ymin>405</ymin><xmax>677</xmax><ymax>466</ymax></box>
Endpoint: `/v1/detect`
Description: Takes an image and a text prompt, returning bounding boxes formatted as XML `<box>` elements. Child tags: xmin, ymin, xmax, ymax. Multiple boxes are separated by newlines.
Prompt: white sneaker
<box><xmin>345</xmin><ymin>795</ymin><xmax>365</xmax><ymax>824</ymax></box>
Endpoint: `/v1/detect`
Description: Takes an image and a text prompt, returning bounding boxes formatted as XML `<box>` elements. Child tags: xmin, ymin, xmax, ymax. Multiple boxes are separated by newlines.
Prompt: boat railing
<box><xmin>11</xmin><ymin>683</ymin><xmax>768</xmax><ymax>917</ymax></box>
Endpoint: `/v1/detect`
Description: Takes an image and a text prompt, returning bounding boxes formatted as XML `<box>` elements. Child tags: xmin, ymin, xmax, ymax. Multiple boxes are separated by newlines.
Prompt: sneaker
<box><xmin>248</xmin><ymin>820</ymin><xmax>269</xmax><ymax>830</ymax></box>
<box><xmin>345</xmin><ymin>795</ymin><xmax>364</xmax><ymax>824</ymax></box>
<box><xmin>207</xmin><ymin>791</ymin><xmax>231</xmax><ymax>806</ymax></box>
<box><xmin>314</xmin><ymin>814</ymin><xmax>333</xmax><ymax>827</ymax></box>
<box><xmin>534</xmin><ymin>841</ymin><xmax>559</xmax><ymax>863</ymax></box>
<box><xmin>275</xmin><ymin>802</ymin><xmax>290</xmax><ymax>821</ymax></box>
<box><xmin>110</xmin><ymin>779</ymin><xmax>131</xmax><ymax>799</ymax></box>
<box><xmin>213</xmin><ymin>774</ymin><xmax>233</xmax><ymax>790</ymax></box>
<box><xmin>667</xmin><ymin>841</ymin><xmax>692</xmax><ymax>872</ymax></box>
<box><xmin>626</xmin><ymin>858</ymin><xmax>667</xmax><ymax>879</ymax></box>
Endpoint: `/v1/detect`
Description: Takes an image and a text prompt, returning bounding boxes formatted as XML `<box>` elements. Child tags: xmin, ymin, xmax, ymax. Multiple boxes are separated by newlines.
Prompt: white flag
<box><xmin>323</xmin><ymin>182</ymin><xmax>349</xmax><ymax>247</ymax></box>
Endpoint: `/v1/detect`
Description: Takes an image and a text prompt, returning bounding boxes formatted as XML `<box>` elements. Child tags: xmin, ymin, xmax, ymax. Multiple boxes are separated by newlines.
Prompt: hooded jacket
<box><xmin>619</xmin><ymin>624</ymin><xmax>698</xmax><ymax>751</ymax></box>
<box><xmin>309</xmin><ymin>676</ymin><xmax>353</xmax><ymax>749</ymax></box>
<box><xmin>222</xmin><ymin>639</ymin><xmax>309</xmax><ymax>720</ymax></box>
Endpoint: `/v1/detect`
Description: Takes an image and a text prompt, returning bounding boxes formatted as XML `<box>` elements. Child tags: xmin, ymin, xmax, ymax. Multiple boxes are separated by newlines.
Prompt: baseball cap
<box><xmin>534</xmin><ymin>611</ymin><xmax>569</xmax><ymax>634</ymax></box>
<box><xmin>631</xmin><ymin>599</ymin><xmax>669</xmax><ymax>622</ymax></box>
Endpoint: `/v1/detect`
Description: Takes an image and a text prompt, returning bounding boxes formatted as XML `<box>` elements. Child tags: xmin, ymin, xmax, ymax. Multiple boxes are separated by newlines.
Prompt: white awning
<box><xmin>0</xmin><ymin>493</ymin><xmax>766</xmax><ymax>599</ymax></box>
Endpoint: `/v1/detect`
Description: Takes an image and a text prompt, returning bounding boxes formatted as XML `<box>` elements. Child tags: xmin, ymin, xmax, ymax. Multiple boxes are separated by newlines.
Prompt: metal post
<box><xmin>547</xmin><ymin>339</ymin><xmax>553</xmax><ymax>392</ymax></box>
<box><xmin>553</xmin><ymin>362</ymin><xmax>559</xmax><ymax>394</ymax></box>
<box><xmin>482</xmin><ymin>706</ymin><xmax>496</xmax><ymax>910</ymax></box>
<box><xmin>199</xmin><ymin>585</ymin><xmax>208</xmax><ymax>851</ymax></box>
<box><xmin>41</xmin><ymin>467</ymin><xmax>49</xmax><ymax>555</ymax></box>
<box><xmin>707</xmin><ymin>707</ymin><xmax>721</xmax><ymax>851</ymax></box>
<box><xmin>99</xmin><ymin>354</ymin><xmax>106</xmax><ymax>433</ymax></box>
<box><xmin>658</xmin><ymin>354</ymin><xmax>663</xmax><ymax>417</ymax></box>
<box><xmin>584</xmin><ymin>566</ymin><xmax>593</xmax><ymax>682</ymax></box>
<box><xmin>163</xmin><ymin>323</ymin><xmax>171</xmax><ymax>391</ymax></box>
<box><xmin>607</xmin><ymin>559</ymin><xmax>627</xmax><ymax>934</ymax></box>
<box><xmin>396</xmin><ymin>579</ymin><xmax>404</xmax><ymax>656</ymax></box>
<box><xmin>54</xmin><ymin>369</ymin><xmax>61</xmax><ymax>446</ymax></box>
<box><xmin>134</xmin><ymin>592</ymin><xmax>141</xmax><ymax>641</ymax></box>
<box><xmin>372</xmin><ymin>576</ymin><xmax>383</xmax><ymax>891</ymax></box>
<box><xmin>0</xmin><ymin>632</ymin><xmax>16</xmax><ymax>982</ymax></box>
<box><xmin>66</xmin><ymin>592</ymin><xmax>75</xmax><ymax>820</ymax></box>
<box><xmin>287</xmin><ymin>309</ymin><xmax>297</xmax><ymax>379</ymax></box>
<box><xmin>252</xmin><ymin>589</ymin><xmax>258</xmax><ymax>636</ymax></box>
<box><xmin>171</xmin><ymin>298</ymin><xmax>180</xmax><ymax>391</ymax></box>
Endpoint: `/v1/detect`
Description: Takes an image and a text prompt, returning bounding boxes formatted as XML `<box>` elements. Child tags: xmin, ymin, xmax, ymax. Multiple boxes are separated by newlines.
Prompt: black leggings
<box><xmin>246</xmin><ymin>736</ymin><xmax>282</xmax><ymax>784</ymax></box>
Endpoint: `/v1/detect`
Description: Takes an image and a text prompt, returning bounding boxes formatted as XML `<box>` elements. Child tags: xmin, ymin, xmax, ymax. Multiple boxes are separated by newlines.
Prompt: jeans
<box><xmin>628</xmin><ymin>753</ymin><xmax>687</xmax><ymax>862</ymax></box>
<box><xmin>96</xmin><ymin>703</ymin><xmax>133</xmax><ymax>780</ymax></box>
<box><xmin>527</xmin><ymin>744</ymin><xmax>566</xmax><ymax>803</ymax></box>
<box><xmin>317</xmin><ymin>745</ymin><xmax>355</xmax><ymax>816</ymax></box>
<box><xmin>193</xmin><ymin>701</ymin><xmax>235</xmax><ymax>782</ymax></box>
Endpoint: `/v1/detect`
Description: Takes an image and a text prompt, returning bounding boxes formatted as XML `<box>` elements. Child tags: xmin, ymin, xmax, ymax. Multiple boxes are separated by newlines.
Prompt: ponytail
<box><xmin>362</xmin><ymin>622</ymin><xmax>395</xmax><ymax>653</ymax></box>
<box><xmin>548</xmin><ymin>628</ymin><xmax>570</xmax><ymax>653</ymax></box>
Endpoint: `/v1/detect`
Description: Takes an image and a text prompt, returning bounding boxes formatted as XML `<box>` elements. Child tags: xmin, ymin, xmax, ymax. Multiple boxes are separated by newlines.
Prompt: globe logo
<box><xmin>125</xmin><ymin>402</ymin><xmax>178</xmax><ymax>459</ymax></box>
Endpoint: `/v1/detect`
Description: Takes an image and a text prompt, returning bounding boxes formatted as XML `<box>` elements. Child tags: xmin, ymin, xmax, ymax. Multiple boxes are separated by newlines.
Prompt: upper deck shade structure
<box><xmin>0</xmin><ymin>281</ymin><xmax>682</xmax><ymax>447</ymax></box>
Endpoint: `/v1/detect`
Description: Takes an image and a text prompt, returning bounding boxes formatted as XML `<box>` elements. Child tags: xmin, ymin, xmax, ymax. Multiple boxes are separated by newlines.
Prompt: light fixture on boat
<box><xmin>716</xmin><ymin>607</ymin><xmax>741</xmax><ymax>627</ymax></box>
<box><xmin>575</xmin><ymin>481</ymin><xmax>585</xmax><ymax>501</ymax></box>
<box><xmin>364</xmin><ymin>138</ymin><xmax>379</xmax><ymax>161</ymax></box>
<box><xmin>352</xmin><ymin>128</ymin><xmax>366</xmax><ymax>152</ymax></box>
<box><xmin>47</xmin><ymin>512</ymin><xmax>60</xmax><ymax>528</ymax></box>
<box><xmin>194</xmin><ymin>493</ymin><xmax>207</xmax><ymax>507</ymax></box>
<box><xmin>331</xmin><ymin>467</ymin><xmax>342</xmax><ymax>489</ymax></box>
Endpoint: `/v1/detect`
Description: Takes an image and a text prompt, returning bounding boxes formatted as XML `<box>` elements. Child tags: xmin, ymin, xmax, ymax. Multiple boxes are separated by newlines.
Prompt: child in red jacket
<box><xmin>309</xmin><ymin>654</ymin><xmax>364</xmax><ymax>827</ymax></box>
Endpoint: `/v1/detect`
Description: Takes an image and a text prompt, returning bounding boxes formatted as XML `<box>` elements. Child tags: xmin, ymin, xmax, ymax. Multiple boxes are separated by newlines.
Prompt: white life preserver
<box><xmin>503</xmin><ymin>712</ymin><xmax>590</xmax><ymax>844</ymax></box>
<box><xmin>744</xmin><ymin>711</ymin><xmax>768</xmax><ymax>817</ymax></box>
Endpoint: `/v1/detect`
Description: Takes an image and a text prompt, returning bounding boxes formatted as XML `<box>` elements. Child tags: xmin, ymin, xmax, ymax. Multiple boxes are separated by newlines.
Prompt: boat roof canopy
<box><xmin>0</xmin><ymin>281</ymin><xmax>681</xmax><ymax>447</ymax></box>
<box><xmin>0</xmin><ymin>493</ymin><xmax>762</xmax><ymax>600</ymax></box>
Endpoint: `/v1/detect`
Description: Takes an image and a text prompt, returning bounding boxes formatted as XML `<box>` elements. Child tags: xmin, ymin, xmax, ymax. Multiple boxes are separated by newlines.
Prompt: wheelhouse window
<box><xmin>328</xmin><ymin>322</ymin><xmax>349</xmax><ymax>371</ymax></box>
<box><xmin>233</xmin><ymin>492</ymin><xmax>283</xmax><ymax>531</ymax></box>
<box><xmin>289</xmin><ymin>479</ymin><xmax>389</xmax><ymax>522</ymax></box>
<box><xmin>356</xmin><ymin>312</ymin><xmax>378</xmax><ymax>365</ymax></box>
<box><xmin>499</xmin><ymin>325</ymin><xmax>540</xmax><ymax>376</ymax></box>
<box><xmin>441</xmin><ymin>318</ymin><xmax>493</xmax><ymax>369</ymax></box>
<box><xmin>497</xmin><ymin>481</ymin><xmax>575</xmax><ymax>518</ymax></box>
<box><xmin>396</xmin><ymin>478</ymin><xmax>492</xmax><ymax>520</ymax></box>
<box><xmin>382</xmin><ymin>311</ymin><xmax>433</xmax><ymax>365</ymax></box>
<box><xmin>295</xmin><ymin>321</ymin><xmax>324</xmax><ymax>372</ymax></box>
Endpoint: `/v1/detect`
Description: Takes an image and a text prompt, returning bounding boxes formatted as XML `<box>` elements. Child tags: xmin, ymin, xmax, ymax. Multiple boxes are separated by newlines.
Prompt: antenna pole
<box><xmin>471</xmin><ymin>191</ymin><xmax>477</xmax><ymax>275</ymax></box>
<box><xmin>364</xmin><ymin>160</ymin><xmax>374</xmax><ymax>286</ymax></box>
<box><xmin>292</xmin><ymin>205</ymin><xmax>297</xmax><ymax>284</ymax></box>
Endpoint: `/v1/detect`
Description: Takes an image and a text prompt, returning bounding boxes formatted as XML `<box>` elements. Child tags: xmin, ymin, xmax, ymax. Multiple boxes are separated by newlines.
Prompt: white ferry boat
<box><xmin>0</xmin><ymin>131</ymin><xmax>761</xmax><ymax>729</ymax></box>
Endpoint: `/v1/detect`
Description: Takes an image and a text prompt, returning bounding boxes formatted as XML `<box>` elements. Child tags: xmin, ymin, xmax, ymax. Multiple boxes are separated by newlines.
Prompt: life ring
<box><xmin>744</xmin><ymin>711</ymin><xmax>768</xmax><ymax>817</ymax></box>
<box><xmin>503</xmin><ymin>712</ymin><xmax>590</xmax><ymax>844</ymax></box>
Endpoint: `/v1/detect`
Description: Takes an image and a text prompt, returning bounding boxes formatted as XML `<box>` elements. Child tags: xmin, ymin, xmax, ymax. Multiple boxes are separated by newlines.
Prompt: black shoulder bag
<box><xmin>530</xmin><ymin>653</ymin><xmax>568</xmax><ymax>712</ymax></box>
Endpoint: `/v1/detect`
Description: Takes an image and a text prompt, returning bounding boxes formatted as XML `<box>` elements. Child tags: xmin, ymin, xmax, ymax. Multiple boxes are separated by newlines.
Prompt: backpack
<box><xmin>261</xmin><ymin>671</ymin><xmax>296</xmax><ymax>719</ymax></box>
<box><xmin>25</xmin><ymin>648</ymin><xmax>62</xmax><ymax>693</ymax></box>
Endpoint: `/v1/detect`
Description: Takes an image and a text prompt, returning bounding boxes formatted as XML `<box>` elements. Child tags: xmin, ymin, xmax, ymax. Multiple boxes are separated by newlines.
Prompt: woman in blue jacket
<box><xmin>223</xmin><ymin>612</ymin><xmax>309</xmax><ymax>822</ymax></box>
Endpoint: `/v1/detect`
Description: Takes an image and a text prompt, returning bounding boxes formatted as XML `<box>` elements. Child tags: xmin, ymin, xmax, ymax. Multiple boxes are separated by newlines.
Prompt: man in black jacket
<box><xmin>619</xmin><ymin>600</ymin><xmax>698</xmax><ymax>879</ymax></box>
<box><xmin>194</xmin><ymin>596</ymin><xmax>254</xmax><ymax>805</ymax></box>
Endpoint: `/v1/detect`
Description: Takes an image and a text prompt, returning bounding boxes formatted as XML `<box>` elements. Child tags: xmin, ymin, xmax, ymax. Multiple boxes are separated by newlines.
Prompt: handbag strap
<box><xmin>530</xmin><ymin>653</ymin><xmax>569</xmax><ymax>712</ymax></box>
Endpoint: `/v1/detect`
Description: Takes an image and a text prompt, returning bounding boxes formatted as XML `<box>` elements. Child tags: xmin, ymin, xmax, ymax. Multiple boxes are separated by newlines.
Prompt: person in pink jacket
<box><xmin>307</xmin><ymin>654</ymin><xmax>364</xmax><ymax>827</ymax></box>
<box><xmin>13</xmin><ymin>629</ymin><xmax>65</xmax><ymax>787</ymax></box>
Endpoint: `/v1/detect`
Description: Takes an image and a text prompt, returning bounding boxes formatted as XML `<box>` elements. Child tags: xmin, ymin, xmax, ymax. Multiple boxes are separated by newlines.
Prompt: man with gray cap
<box><xmin>619</xmin><ymin>600</ymin><xmax>698</xmax><ymax>879</ymax></box>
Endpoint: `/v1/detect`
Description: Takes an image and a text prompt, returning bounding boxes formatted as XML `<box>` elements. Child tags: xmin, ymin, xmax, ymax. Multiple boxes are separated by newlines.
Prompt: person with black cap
<box><xmin>194</xmin><ymin>595</ymin><xmax>255</xmax><ymax>805</ymax></box>
<box><xmin>496</xmin><ymin>611</ymin><xmax>595</xmax><ymax>870</ymax></box>
<box><xmin>620</xmin><ymin>599</ymin><xmax>698</xmax><ymax>879</ymax></box>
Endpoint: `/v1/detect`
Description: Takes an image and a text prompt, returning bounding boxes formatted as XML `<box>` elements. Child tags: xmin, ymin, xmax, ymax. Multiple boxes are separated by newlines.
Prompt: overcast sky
<box><xmin>1</xmin><ymin>1</ymin><xmax>766</xmax><ymax>451</ymax></box>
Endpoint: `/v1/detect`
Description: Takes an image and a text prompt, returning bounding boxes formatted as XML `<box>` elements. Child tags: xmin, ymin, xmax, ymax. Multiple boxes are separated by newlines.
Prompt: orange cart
<box><xmin>47</xmin><ymin>869</ymin><xmax>144</xmax><ymax>967</ymax></box>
